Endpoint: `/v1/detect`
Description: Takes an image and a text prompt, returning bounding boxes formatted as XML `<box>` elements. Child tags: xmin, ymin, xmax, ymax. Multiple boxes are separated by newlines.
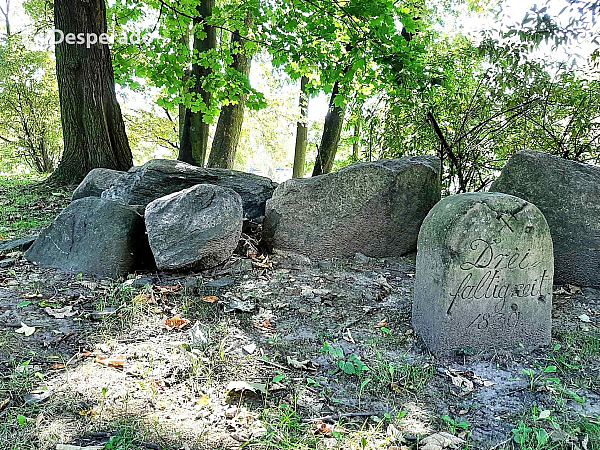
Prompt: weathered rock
<box><xmin>71</xmin><ymin>168</ymin><xmax>126</xmax><ymax>201</ymax></box>
<box><xmin>145</xmin><ymin>184</ymin><xmax>243</xmax><ymax>271</ymax></box>
<box><xmin>490</xmin><ymin>150</ymin><xmax>600</xmax><ymax>287</ymax></box>
<box><xmin>101</xmin><ymin>159</ymin><xmax>276</xmax><ymax>219</ymax></box>
<box><xmin>413</xmin><ymin>192</ymin><xmax>553</xmax><ymax>356</ymax></box>
<box><xmin>0</xmin><ymin>236</ymin><xmax>37</xmax><ymax>254</ymax></box>
<box><xmin>263</xmin><ymin>156</ymin><xmax>441</xmax><ymax>259</ymax></box>
<box><xmin>25</xmin><ymin>197</ymin><xmax>154</xmax><ymax>278</ymax></box>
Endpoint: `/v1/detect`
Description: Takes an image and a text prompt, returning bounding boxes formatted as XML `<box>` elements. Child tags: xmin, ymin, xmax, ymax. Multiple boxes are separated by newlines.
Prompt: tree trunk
<box><xmin>207</xmin><ymin>11</ymin><xmax>253</xmax><ymax>169</ymax></box>
<box><xmin>352</xmin><ymin>118</ymin><xmax>360</xmax><ymax>161</ymax></box>
<box><xmin>292</xmin><ymin>75</ymin><xmax>309</xmax><ymax>178</ymax></box>
<box><xmin>179</xmin><ymin>0</ymin><xmax>216</xmax><ymax>167</ymax></box>
<box><xmin>49</xmin><ymin>0</ymin><xmax>132</xmax><ymax>185</ymax></box>
<box><xmin>312</xmin><ymin>79</ymin><xmax>346</xmax><ymax>176</ymax></box>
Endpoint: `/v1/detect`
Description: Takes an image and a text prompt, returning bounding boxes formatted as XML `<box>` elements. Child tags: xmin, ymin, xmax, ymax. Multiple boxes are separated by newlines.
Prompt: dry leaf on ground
<box><xmin>95</xmin><ymin>354</ymin><xmax>125</xmax><ymax>368</ymax></box>
<box><xmin>226</xmin><ymin>381</ymin><xmax>267</xmax><ymax>395</ymax></box>
<box><xmin>201</xmin><ymin>296</ymin><xmax>218</xmax><ymax>303</ymax></box>
<box><xmin>313</xmin><ymin>421</ymin><xmax>333</xmax><ymax>435</ymax></box>
<box><xmin>132</xmin><ymin>293</ymin><xmax>154</xmax><ymax>304</ymax></box>
<box><xmin>154</xmin><ymin>285</ymin><xmax>181</xmax><ymax>293</ymax></box>
<box><xmin>45</xmin><ymin>305</ymin><xmax>77</xmax><ymax>318</ymax></box>
<box><xmin>420</xmin><ymin>432</ymin><xmax>465</xmax><ymax>450</ymax></box>
<box><xmin>287</xmin><ymin>356</ymin><xmax>318</xmax><ymax>371</ymax></box>
<box><xmin>15</xmin><ymin>322</ymin><xmax>36</xmax><ymax>336</ymax></box>
<box><xmin>164</xmin><ymin>314</ymin><xmax>190</xmax><ymax>330</ymax></box>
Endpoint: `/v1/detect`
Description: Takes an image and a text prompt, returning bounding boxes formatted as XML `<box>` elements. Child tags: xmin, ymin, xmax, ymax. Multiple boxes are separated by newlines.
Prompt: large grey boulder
<box><xmin>25</xmin><ymin>197</ymin><xmax>154</xmax><ymax>278</ymax></box>
<box><xmin>101</xmin><ymin>159</ymin><xmax>276</xmax><ymax>219</ymax></box>
<box><xmin>72</xmin><ymin>168</ymin><xmax>126</xmax><ymax>201</ymax></box>
<box><xmin>413</xmin><ymin>192</ymin><xmax>553</xmax><ymax>356</ymax></box>
<box><xmin>490</xmin><ymin>150</ymin><xmax>600</xmax><ymax>287</ymax></box>
<box><xmin>145</xmin><ymin>184</ymin><xmax>243</xmax><ymax>271</ymax></box>
<box><xmin>262</xmin><ymin>156</ymin><xmax>441</xmax><ymax>259</ymax></box>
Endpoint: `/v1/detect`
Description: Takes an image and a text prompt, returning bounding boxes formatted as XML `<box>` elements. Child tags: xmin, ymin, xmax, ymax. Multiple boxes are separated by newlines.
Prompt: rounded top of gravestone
<box><xmin>418</xmin><ymin>192</ymin><xmax>552</xmax><ymax>254</ymax></box>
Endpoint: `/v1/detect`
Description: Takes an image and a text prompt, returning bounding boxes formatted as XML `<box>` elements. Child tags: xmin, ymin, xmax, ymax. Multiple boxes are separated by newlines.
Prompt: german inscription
<box><xmin>412</xmin><ymin>192</ymin><xmax>553</xmax><ymax>355</ymax></box>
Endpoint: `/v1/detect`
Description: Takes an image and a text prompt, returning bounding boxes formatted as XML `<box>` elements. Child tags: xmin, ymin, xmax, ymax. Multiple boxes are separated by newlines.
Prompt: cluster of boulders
<box><xmin>25</xmin><ymin>159</ymin><xmax>277</xmax><ymax>278</ymax></box>
<box><xmin>24</xmin><ymin>156</ymin><xmax>442</xmax><ymax>278</ymax></box>
<box><xmin>21</xmin><ymin>150</ymin><xmax>600</xmax><ymax>297</ymax></box>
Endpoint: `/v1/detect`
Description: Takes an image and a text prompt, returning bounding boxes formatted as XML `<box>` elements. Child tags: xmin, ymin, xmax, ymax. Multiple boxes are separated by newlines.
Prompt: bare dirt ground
<box><xmin>0</xmin><ymin>179</ymin><xmax>598</xmax><ymax>450</ymax></box>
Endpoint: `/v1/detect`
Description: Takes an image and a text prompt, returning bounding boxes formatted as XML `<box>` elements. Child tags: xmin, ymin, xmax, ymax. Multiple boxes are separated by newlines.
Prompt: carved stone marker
<box><xmin>412</xmin><ymin>192</ymin><xmax>553</xmax><ymax>355</ymax></box>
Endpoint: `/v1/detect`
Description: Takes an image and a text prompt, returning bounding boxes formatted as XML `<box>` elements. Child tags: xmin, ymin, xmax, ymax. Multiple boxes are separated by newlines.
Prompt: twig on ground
<box><xmin>260</xmin><ymin>358</ymin><xmax>289</xmax><ymax>372</ymax></box>
<box><xmin>305</xmin><ymin>411</ymin><xmax>381</xmax><ymax>423</ymax></box>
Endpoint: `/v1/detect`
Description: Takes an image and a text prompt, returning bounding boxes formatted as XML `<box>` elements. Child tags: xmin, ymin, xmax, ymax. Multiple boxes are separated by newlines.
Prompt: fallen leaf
<box><xmin>420</xmin><ymin>432</ymin><xmax>465</xmax><ymax>450</ymax></box>
<box><xmin>164</xmin><ymin>314</ymin><xmax>190</xmax><ymax>330</ymax></box>
<box><xmin>0</xmin><ymin>398</ymin><xmax>9</xmax><ymax>412</ymax></box>
<box><xmin>50</xmin><ymin>364</ymin><xmax>66</xmax><ymax>370</ymax></box>
<box><xmin>22</xmin><ymin>293</ymin><xmax>43</xmax><ymax>299</ymax></box>
<box><xmin>254</xmin><ymin>318</ymin><xmax>275</xmax><ymax>331</ymax></box>
<box><xmin>95</xmin><ymin>354</ymin><xmax>125</xmax><ymax>369</ymax></box>
<box><xmin>243</xmin><ymin>343</ymin><xmax>257</xmax><ymax>354</ymax></box>
<box><xmin>376</xmin><ymin>319</ymin><xmax>388</xmax><ymax>328</ymax></box>
<box><xmin>313</xmin><ymin>420</ymin><xmax>333</xmax><ymax>435</ymax></box>
<box><xmin>201</xmin><ymin>296</ymin><xmax>218</xmax><ymax>303</ymax></box>
<box><xmin>45</xmin><ymin>305</ymin><xmax>77</xmax><ymax>319</ymax></box>
<box><xmin>287</xmin><ymin>356</ymin><xmax>318</xmax><ymax>371</ymax></box>
<box><xmin>226</xmin><ymin>381</ymin><xmax>267</xmax><ymax>395</ymax></box>
<box><xmin>537</xmin><ymin>410</ymin><xmax>551</xmax><ymax>420</ymax></box>
<box><xmin>154</xmin><ymin>285</ymin><xmax>181</xmax><ymax>293</ymax></box>
<box><xmin>567</xmin><ymin>284</ymin><xmax>582</xmax><ymax>295</ymax></box>
<box><xmin>15</xmin><ymin>322</ymin><xmax>36</xmax><ymax>336</ymax></box>
<box><xmin>79</xmin><ymin>407</ymin><xmax>99</xmax><ymax>416</ymax></box>
<box><xmin>196</xmin><ymin>395</ymin><xmax>210</xmax><ymax>406</ymax></box>
<box><xmin>24</xmin><ymin>389</ymin><xmax>51</xmax><ymax>405</ymax></box>
<box><xmin>132</xmin><ymin>293</ymin><xmax>154</xmax><ymax>304</ymax></box>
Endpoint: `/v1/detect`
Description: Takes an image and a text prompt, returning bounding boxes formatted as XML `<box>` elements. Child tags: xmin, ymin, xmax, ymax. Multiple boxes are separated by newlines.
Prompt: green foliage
<box><xmin>110</xmin><ymin>0</ymin><xmax>266</xmax><ymax>125</ymax></box>
<box><xmin>320</xmin><ymin>341</ymin><xmax>370</xmax><ymax>377</ymax></box>
<box><xmin>0</xmin><ymin>37</ymin><xmax>61</xmax><ymax>174</ymax></box>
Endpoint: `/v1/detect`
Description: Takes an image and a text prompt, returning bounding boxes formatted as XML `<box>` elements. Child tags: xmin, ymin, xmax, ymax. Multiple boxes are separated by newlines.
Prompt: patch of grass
<box><xmin>550</xmin><ymin>331</ymin><xmax>599</xmax><ymax>371</ymax></box>
<box><xmin>250</xmin><ymin>403</ymin><xmax>319</xmax><ymax>449</ymax></box>
<box><xmin>0</xmin><ymin>175</ymin><xmax>72</xmax><ymax>239</ymax></box>
<box><xmin>502</xmin><ymin>406</ymin><xmax>600</xmax><ymax>450</ymax></box>
<box><xmin>368</xmin><ymin>355</ymin><xmax>434</xmax><ymax>395</ymax></box>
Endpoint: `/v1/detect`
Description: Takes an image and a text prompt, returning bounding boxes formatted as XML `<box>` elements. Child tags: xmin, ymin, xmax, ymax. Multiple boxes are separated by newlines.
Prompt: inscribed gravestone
<box><xmin>412</xmin><ymin>193</ymin><xmax>553</xmax><ymax>355</ymax></box>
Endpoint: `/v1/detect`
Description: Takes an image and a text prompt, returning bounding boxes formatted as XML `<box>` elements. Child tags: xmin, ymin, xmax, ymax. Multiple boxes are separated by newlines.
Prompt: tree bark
<box><xmin>292</xmin><ymin>75</ymin><xmax>309</xmax><ymax>178</ymax></box>
<box><xmin>179</xmin><ymin>0</ymin><xmax>216</xmax><ymax>167</ymax></box>
<box><xmin>207</xmin><ymin>11</ymin><xmax>253</xmax><ymax>169</ymax></box>
<box><xmin>312</xmin><ymin>79</ymin><xmax>346</xmax><ymax>176</ymax></box>
<box><xmin>49</xmin><ymin>0</ymin><xmax>132</xmax><ymax>185</ymax></box>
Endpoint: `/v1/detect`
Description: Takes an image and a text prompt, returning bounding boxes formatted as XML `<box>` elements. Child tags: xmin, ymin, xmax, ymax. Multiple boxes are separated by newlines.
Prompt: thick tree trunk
<box><xmin>312</xmin><ymin>80</ymin><xmax>346</xmax><ymax>176</ymax></box>
<box><xmin>49</xmin><ymin>0</ymin><xmax>132</xmax><ymax>185</ymax></box>
<box><xmin>207</xmin><ymin>11</ymin><xmax>253</xmax><ymax>169</ymax></box>
<box><xmin>292</xmin><ymin>75</ymin><xmax>309</xmax><ymax>178</ymax></box>
<box><xmin>179</xmin><ymin>0</ymin><xmax>216</xmax><ymax>167</ymax></box>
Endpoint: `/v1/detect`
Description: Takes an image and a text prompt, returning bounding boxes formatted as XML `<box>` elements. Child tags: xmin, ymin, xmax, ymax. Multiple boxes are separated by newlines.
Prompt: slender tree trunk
<box><xmin>292</xmin><ymin>75</ymin><xmax>309</xmax><ymax>178</ymax></box>
<box><xmin>49</xmin><ymin>0</ymin><xmax>132</xmax><ymax>185</ymax></box>
<box><xmin>352</xmin><ymin>119</ymin><xmax>360</xmax><ymax>161</ymax></box>
<box><xmin>1</xmin><ymin>0</ymin><xmax>10</xmax><ymax>37</ymax></box>
<box><xmin>207</xmin><ymin>11</ymin><xmax>253</xmax><ymax>169</ymax></box>
<box><xmin>312</xmin><ymin>79</ymin><xmax>346</xmax><ymax>176</ymax></box>
<box><xmin>179</xmin><ymin>0</ymin><xmax>216</xmax><ymax>167</ymax></box>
